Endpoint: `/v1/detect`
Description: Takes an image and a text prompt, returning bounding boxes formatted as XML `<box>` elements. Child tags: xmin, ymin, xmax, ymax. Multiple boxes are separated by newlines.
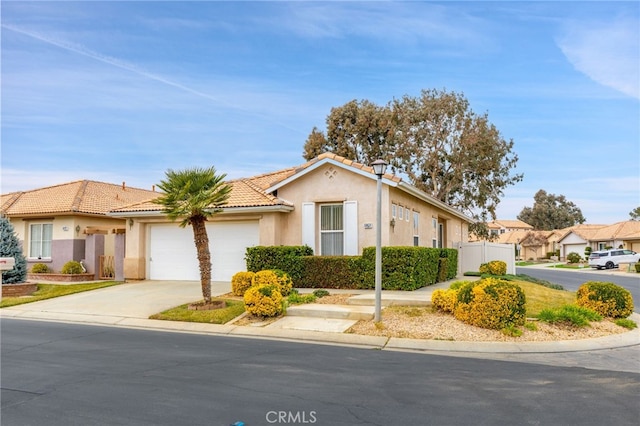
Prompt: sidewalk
<box><xmin>2</xmin><ymin>279</ymin><xmax>639</xmax><ymax>365</ymax></box>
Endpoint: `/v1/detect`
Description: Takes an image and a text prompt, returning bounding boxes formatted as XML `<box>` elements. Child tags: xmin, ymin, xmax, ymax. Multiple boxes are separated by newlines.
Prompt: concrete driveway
<box><xmin>2</xmin><ymin>280</ymin><xmax>231</xmax><ymax>323</ymax></box>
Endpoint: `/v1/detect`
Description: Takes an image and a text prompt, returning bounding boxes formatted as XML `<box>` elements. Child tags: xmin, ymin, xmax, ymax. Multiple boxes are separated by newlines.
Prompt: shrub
<box><xmin>453</xmin><ymin>277</ymin><xmax>526</xmax><ymax>330</ymax></box>
<box><xmin>31</xmin><ymin>263</ymin><xmax>50</xmax><ymax>274</ymax></box>
<box><xmin>313</xmin><ymin>289</ymin><xmax>330</xmax><ymax>298</ymax></box>
<box><xmin>431</xmin><ymin>288</ymin><xmax>458</xmax><ymax>313</ymax></box>
<box><xmin>479</xmin><ymin>260</ymin><xmax>507</xmax><ymax>276</ymax></box>
<box><xmin>272</xmin><ymin>269</ymin><xmax>293</xmax><ymax>296</ymax></box>
<box><xmin>252</xmin><ymin>270</ymin><xmax>279</xmax><ymax>287</ymax></box>
<box><xmin>576</xmin><ymin>281</ymin><xmax>634</xmax><ymax>318</ymax></box>
<box><xmin>61</xmin><ymin>261</ymin><xmax>84</xmax><ymax>274</ymax></box>
<box><xmin>245</xmin><ymin>245</ymin><xmax>312</xmax><ymax>282</ymax></box>
<box><xmin>614</xmin><ymin>318</ymin><xmax>637</xmax><ymax>330</ymax></box>
<box><xmin>635</xmin><ymin>262</ymin><xmax>640</xmax><ymax>273</ymax></box>
<box><xmin>231</xmin><ymin>271</ymin><xmax>255</xmax><ymax>296</ymax></box>
<box><xmin>566</xmin><ymin>252</ymin><xmax>582</xmax><ymax>264</ymax></box>
<box><xmin>287</xmin><ymin>291</ymin><xmax>316</xmax><ymax>305</ymax></box>
<box><xmin>538</xmin><ymin>304</ymin><xmax>602</xmax><ymax>327</ymax></box>
<box><xmin>243</xmin><ymin>284</ymin><xmax>283</xmax><ymax>317</ymax></box>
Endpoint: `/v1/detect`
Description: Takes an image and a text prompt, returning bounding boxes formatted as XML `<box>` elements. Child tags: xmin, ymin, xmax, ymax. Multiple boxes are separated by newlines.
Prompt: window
<box><xmin>405</xmin><ymin>208</ymin><xmax>410</xmax><ymax>221</ymax></box>
<box><xmin>398</xmin><ymin>206</ymin><xmax>404</xmax><ymax>221</ymax></box>
<box><xmin>320</xmin><ymin>204</ymin><xmax>343</xmax><ymax>255</ymax></box>
<box><xmin>413</xmin><ymin>212</ymin><xmax>419</xmax><ymax>232</ymax></box>
<box><xmin>392</xmin><ymin>204</ymin><xmax>397</xmax><ymax>218</ymax></box>
<box><xmin>29</xmin><ymin>223</ymin><xmax>53</xmax><ymax>259</ymax></box>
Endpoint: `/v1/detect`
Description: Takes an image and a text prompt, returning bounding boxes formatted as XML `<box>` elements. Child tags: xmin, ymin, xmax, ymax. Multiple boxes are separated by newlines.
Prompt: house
<box><xmin>110</xmin><ymin>153</ymin><xmax>474</xmax><ymax>281</ymax></box>
<box><xmin>496</xmin><ymin>229</ymin><xmax>561</xmax><ymax>261</ymax></box>
<box><xmin>487</xmin><ymin>219</ymin><xmax>533</xmax><ymax>237</ymax></box>
<box><xmin>1</xmin><ymin>180</ymin><xmax>158</xmax><ymax>277</ymax></box>
<box><xmin>583</xmin><ymin>221</ymin><xmax>640</xmax><ymax>252</ymax></box>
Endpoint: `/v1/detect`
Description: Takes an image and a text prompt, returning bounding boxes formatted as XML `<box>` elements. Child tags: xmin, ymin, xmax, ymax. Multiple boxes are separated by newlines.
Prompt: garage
<box><xmin>148</xmin><ymin>221</ymin><xmax>259</xmax><ymax>281</ymax></box>
<box><xmin>563</xmin><ymin>243</ymin><xmax>586</xmax><ymax>260</ymax></box>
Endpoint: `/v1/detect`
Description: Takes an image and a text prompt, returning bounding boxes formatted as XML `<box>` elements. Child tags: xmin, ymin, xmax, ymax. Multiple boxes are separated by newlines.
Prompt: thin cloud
<box><xmin>1</xmin><ymin>22</ymin><xmax>305</xmax><ymax>133</ymax></box>
<box><xmin>557</xmin><ymin>17</ymin><xmax>640</xmax><ymax>99</ymax></box>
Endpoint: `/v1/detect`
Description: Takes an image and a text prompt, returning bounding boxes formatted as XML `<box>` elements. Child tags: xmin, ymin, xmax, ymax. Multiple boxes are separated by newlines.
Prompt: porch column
<box><xmin>114</xmin><ymin>232</ymin><xmax>125</xmax><ymax>282</ymax></box>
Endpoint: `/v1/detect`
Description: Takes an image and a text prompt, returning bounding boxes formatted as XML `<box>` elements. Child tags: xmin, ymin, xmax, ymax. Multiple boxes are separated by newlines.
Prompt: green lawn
<box><xmin>0</xmin><ymin>281</ymin><xmax>121</xmax><ymax>308</ymax></box>
<box><xmin>149</xmin><ymin>299</ymin><xmax>245</xmax><ymax>324</ymax></box>
<box><xmin>516</xmin><ymin>280</ymin><xmax>575</xmax><ymax>317</ymax></box>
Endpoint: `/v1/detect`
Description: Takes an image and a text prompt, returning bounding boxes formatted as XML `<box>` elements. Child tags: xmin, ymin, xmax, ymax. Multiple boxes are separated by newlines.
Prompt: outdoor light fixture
<box><xmin>371</xmin><ymin>159</ymin><xmax>387</xmax><ymax>322</ymax></box>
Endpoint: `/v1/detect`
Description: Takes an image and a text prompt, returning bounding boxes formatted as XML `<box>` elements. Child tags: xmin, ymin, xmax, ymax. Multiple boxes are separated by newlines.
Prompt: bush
<box><xmin>312</xmin><ymin>289</ymin><xmax>330</xmax><ymax>298</ymax></box>
<box><xmin>272</xmin><ymin>269</ymin><xmax>293</xmax><ymax>296</ymax></box>
<box><xmin>243</xmin><ymin>284</ymin><xmax>284</xmax><ymax>317</ymax></box>
<box><xmin>576</xmin><ymin>281</ymin><xmax>634</xmax><ymax>318</ymax></box>
<box><xmin>252</xmin><ymin>270</ymin><xmax>279</xmax><ymax>287</ymax></box>
<box><xmin>287</xmin><ymin>291</ymin><xmax>316</xmax><ymax>305</ymax></box>
<box><xmin>478</xmin><ymin>260</ymin><xmax>507</xmax><ymax>276</ymax></box>
<box><xmin>635</xmin><ymin>262</ymin><xmax>640</xmax><ymax>273</ymax></box>
<box><xmin>231</xmin><ymin>271</ymin><xmax>255</xmax><ymax>296</ymax></box>
<box><xmin>431</xmin><ymin>288</ymin><xmax>458</xmax><ymax>313</ymax></box>
<box><xmin>31</xmin><ymin>263</ymin><xmax>50</xmax><ymax>274</ymax></box>
<box><xmin>61</xmin><ymin>261</ymin><xmax>84</xmax><ymax>274</ymax></box>
<box><xmin>453</xmin><ymin>277</ymin><xmax>526</xmax><ymax>330</ymax></box>
<box><xmin>566</xmin><ymin>252</ymin><xmax>582</xmax><ymax>264</ymax></box>
<box><xmin>245</xmin><ymin>245</ymin><xmax>313</xmax><ymax>282</ymax></box>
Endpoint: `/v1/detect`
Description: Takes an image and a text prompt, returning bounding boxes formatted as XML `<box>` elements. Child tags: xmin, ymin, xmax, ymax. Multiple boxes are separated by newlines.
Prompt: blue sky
<box><xmin>2</xmin><ymin>1</ymin><xmax>638</xmax><ymax>224</ymax></box>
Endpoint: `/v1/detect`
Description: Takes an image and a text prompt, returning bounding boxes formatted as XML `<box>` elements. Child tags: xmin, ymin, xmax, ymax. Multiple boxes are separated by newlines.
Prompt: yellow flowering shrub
<box><xmin>243</xmin><ymin>284</ymin><xmax>284</xmax><ymax>317</ymax></box>
<box><xmin>576</xmin><ymin>281</ymin><xmax>634</xmax><ymax>319</ymax></box>
<box><xmin>252</xmin><ymin>270</ymin><xmax>279</xmax><ymax>287</ymax></box>
<box><xmin>431</xmin><ymin>288</ymin><xmax>458</xmax><ymax>313</ymax></box>
<box><xmin>231</xmin><ymin>271</ymin><xmax>255</xmax><ymax>296</ymax></box>
<box><xmin>479</xmin><ymin>260</ymin><xmax>507</xmax><ymax>276</ymax></box>
<box><xmin>453</xmin><ymin>277</ymin><xmax>526</xmax><ymax>330</ymax></box>
<box><xmin>272</xmin><ymin>269</ymin><xmax>293</xmax><ymax>296</ymax></box>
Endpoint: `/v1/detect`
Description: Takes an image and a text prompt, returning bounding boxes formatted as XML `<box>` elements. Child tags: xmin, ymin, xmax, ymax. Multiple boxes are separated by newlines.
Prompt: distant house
<box><xmin>110</xmin><ymin>153</ymin><xmax>474</xmax><ymax>281</ymax></box>
<box><xmin>559</xmin><ymin>221</ymin><xmax>640</xmax><ymax>256</ymax></box>
<box><xmin>487</xmin><ymin>219</ymin><xmax>533</xmax><ymax>237</ymax></box>
<box><xmin>496</xmin><ymin>229</ymin><xmax>561</xmax><ymax>261</ymax></box>
<box><xmin>1</xmin><ymin>180</ymin><xmax>158</xmax><ymax>276</ymax></box>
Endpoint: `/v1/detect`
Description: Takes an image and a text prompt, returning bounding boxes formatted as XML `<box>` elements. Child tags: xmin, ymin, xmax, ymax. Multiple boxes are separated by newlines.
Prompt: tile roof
<box><xmin>487</xmin><ymin>219</ymin><xmax>533</xmax><ymax>230</ymax></box>
<box><xmin>1</xmin><ymin>180</ymin><xmax>159</xmax><ymax>216</ymax></box>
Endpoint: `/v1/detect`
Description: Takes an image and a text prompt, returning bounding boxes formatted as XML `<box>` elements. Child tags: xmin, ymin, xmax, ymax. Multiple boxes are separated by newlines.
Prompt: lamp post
<box><xmin>371</xmin><ymin>159</ymin><xmax>388</xmax><ymax>322</ymax></box>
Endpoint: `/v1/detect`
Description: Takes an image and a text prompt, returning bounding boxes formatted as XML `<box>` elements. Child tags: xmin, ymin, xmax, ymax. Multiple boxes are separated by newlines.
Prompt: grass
<box><xmin>516</xmin><ymin>281</ymin><xmax>575</xmax><ymax>317</ymax></box>
<box><xmin>548</xmin><ymin>263</ymin><xmax>588</xmax><ymax>270</ymax></box>
<box><xmin>0</xmin><ymin>281</ymin><xmax>120</xmax><ymax>308</ymax></box>
<box><xmin>149</xmin><ymin>299</ymin><xmax>245</xmax><ymax>324</ymax></box>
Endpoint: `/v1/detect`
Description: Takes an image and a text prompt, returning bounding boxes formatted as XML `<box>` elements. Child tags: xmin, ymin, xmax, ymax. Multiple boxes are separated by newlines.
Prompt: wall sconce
<box><xmin>128</xmin><ymin>218</ymin><xmax>134</xmax><ymax>230</ymax></box>
<box><xmin>390</xmin><ymin>218</ymin><xmax>396</xmax><ymax>228</ymax></box>
<box><xmin>75</xmin><ymin>225</ymin><xmax>81</xmax><ymax>235</ymax></box>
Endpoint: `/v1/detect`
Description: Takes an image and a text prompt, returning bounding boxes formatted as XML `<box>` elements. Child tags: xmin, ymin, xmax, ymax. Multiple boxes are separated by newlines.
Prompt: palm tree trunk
<box><xmin>191</xmin><ymin>218</ymin><xmax>212</xmax><ymax>302</ymax></box>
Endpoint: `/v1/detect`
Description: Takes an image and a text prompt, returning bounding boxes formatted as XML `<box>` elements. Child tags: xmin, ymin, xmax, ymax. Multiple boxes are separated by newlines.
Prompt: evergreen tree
<box><xmin>1</xmin><ymin>216</ymin><xmax>28</xmax><ymax>284</ymax></box>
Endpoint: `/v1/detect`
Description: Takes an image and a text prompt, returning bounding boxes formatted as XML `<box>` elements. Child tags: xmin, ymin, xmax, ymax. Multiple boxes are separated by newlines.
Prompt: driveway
<box><xmin>2</xmin><ymin>280</ymin><xmax>231</xmax><ymax>323</ymax></box>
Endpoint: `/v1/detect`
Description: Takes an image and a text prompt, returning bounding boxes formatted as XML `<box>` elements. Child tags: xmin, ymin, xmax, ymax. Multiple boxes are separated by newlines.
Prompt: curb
<box><xmin>3</xmin><ymin>309</ymin><xmax>639</xmax><ymax>354</ymax></box>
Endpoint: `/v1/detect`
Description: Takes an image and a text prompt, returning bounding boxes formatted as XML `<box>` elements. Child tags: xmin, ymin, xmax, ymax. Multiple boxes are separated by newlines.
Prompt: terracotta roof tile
<box><xmin>1</xmin><ymin>180</ymin><xmax>159</xmax><ymax>216</ymax></box>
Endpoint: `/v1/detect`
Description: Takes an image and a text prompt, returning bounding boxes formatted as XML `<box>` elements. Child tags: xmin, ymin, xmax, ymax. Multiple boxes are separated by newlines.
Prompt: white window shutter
<box><xmin>301</xmin><ymin>202</ymin><xmax>315</xmax><ymax>252</ymax></box>
<box><xmin>344</xmin><ymin>200</ymin><xmax>358</xmax><ymax>255</ymax></box>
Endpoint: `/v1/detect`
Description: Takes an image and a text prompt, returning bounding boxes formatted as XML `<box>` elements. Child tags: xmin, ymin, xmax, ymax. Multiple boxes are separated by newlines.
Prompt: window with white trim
<box><xmin>398</xmin><ymin>206</ymin><xmax>404</xmax><ymax>221</ymax></box>
<box><xmin>29</xmin><ymin>223</ymin><xmax>53</xmax><ymax>259</ymax></box>
<box><xmin>413</xmin><ymin>211</ymin><xmax>420</xmax><ymax>246</ymax></box>
<box><xmin>320</xmin><ymin>204</ymin><xmax>344</xmax><ymax>255</ymax></box>
<box><xmin>391</xmin><ymin>203</ymin><xmax>397</xmax><ymax>219</ymax></box>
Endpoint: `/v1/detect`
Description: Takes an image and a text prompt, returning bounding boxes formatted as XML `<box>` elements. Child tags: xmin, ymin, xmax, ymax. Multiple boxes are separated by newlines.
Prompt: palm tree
<box><xmin>155</xmin><ymin>167</ymin><xmax>232</xmax><ymax>302</ymax></box>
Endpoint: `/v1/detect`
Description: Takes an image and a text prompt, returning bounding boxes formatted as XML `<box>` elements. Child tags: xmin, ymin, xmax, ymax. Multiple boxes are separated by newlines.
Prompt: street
<box><xmin>516</xmin><ymin>266</ymin><xmax>640</xmax><ymax>311</ymax></box>
<box><xmin>2</xmin><ymin>319</ymin><xmax>639</xmax><ymax>426</ymax></box>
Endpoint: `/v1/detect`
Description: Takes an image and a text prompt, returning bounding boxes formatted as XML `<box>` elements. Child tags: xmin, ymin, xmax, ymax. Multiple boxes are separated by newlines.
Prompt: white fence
<box><xmin>457</xmin><ymin>241</ymin><xmax>516</xmax><ymax>275</ymax></box>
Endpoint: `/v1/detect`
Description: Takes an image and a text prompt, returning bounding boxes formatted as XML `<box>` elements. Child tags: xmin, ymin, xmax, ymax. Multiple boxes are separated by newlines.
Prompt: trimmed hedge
<box><xmin>245</xmin><ymin>245</ymin><xmax>457</xmax><ymax>290</ymax></box>
<box><xmin>245</xmin><ymin>245</ymin><xmax>312</xmax><ymax>283</ymax></box>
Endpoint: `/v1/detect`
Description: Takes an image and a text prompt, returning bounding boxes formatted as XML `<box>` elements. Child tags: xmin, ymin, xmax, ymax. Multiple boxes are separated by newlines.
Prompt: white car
<box><xmin>588</xmin><ymin>249</ymin><xmax>640</xmax><ymax>270</ymax></box>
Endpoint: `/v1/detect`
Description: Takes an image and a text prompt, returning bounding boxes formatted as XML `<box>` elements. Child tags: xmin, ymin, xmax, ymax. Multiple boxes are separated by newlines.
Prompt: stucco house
<box><xmin>111</xmin><ymin>153</ymin><xmax>474</xmax><ymax>281</ymax></box>
<box><xmin>487</xmin><ymin>219</ymin><xmax>533</xmax><ymax>237</ymax></box>
<box><xmin>1</xmin><ymin>180</ymin><xmax>158</xmax><ymax>277</ymax></box>
<box><xmin>559</xmin><ymin>221</ymin><xmax>640</xmax><ymax>255</ymax></box>
<box><xmin>496</xmin><ymin>229</ymin><xmax>562</xmax><ymax>261</ymax></box>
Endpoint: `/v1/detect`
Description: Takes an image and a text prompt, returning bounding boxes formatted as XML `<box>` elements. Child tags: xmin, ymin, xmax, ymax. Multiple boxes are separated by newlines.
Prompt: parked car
<box><xmin>588</xmin><ymin>249</ymin><xmax>640</xmax><ymax>270</ymax></box>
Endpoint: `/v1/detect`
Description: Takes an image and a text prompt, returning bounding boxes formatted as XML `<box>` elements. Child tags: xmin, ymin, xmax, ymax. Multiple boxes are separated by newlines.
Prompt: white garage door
<box><xmin>148</xmin><ymin>221</ymin><xmax>259</xmax><ymax>281</ymax></box>
<box><xmin>563</xmin><ymin>244</ymin><xmax>586</xmax><ymax>259</ymax></box>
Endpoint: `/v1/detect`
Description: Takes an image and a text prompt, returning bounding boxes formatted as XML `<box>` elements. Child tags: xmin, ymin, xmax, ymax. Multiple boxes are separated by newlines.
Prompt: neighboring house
<box><xmin>487</xmin><ymin>219</ymin><xmax>533</xmax><ymax>237</ymax></box>
<box><xmin>556</xmin><ymin>224</ymin><xmax>608</xmax><ymax>259</ymax></box>
<box><xmin>110</xmin><ymin>153</ymin><xmax>474</xmax><ymax>281</ymax></box>
<box><xmin>1</xmin><ymin>180</ymin><xmax>158</xmax><ymax>276</ymax></box>
<box><xmin>496</xmin><ymin>229</ymin><xmax>560</xmax><ymax>261</ymax></box>
<box><xmin>588</xmin><ymin>221</ymin><xmax>640</xmax><ymax>252</ymax></box>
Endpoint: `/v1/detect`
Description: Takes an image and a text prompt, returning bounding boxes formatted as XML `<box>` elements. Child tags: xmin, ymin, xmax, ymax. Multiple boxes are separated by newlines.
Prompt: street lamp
<box><xmin>371</xmin><ymin>159</ymin><xmax>387</xmax><ymax>322</ymax></box>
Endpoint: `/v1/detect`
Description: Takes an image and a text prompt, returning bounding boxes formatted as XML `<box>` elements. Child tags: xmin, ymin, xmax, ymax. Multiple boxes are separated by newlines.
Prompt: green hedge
<box><xmin>245</xmin><ymin>245</ymin><xmax>313</xmax><ymax>283</ymax></box>
<box><xmin>245</xmin><ymin>245</ymin><xmax>458</xmax><ymax>290</ymax></box>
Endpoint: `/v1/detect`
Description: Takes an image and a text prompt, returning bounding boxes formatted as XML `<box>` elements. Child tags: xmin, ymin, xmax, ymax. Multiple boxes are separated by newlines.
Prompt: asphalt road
<box><xmin>2</xmin><ymin>319</ymin><xmax>639</xmax><ymax>426</ymax></box>
<box><xmin>516</xmin><ymin>266</ymin><xmax>640</xmax><ymax>311</ymax></box>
